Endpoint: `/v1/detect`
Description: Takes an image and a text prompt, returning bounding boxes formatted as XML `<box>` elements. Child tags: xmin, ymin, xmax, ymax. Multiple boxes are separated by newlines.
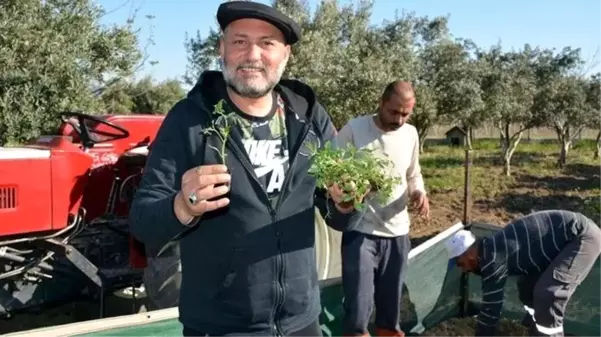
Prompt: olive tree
<box><xmin>0</xmin><ymin>0</ymin><xmax>152</xmax><ymax>144</ymax></box>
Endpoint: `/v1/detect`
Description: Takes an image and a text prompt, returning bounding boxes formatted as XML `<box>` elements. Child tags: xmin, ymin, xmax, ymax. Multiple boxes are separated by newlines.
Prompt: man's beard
<box><xmin>222</xmin><ymin>58</ymin><xmax>287</xmax><ymax>99</ymax></box>
<box><xmin>388</xmin><ymin>122</ymin><xmax>403</xmax><ymax>131</ymax></box>
<box><xmin>377</xmin><ymin>113</ymin><xmax>403</xmax><ymax>132</ymax></box>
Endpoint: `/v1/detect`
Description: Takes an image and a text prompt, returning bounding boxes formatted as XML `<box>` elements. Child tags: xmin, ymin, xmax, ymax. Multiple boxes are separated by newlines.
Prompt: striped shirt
<box><xmin>475</xmin><ymin>210</ymin><xmax>595</xmax><ymax>335</ymax></box>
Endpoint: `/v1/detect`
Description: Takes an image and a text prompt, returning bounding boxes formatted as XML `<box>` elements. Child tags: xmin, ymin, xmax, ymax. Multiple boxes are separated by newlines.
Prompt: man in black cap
<box><xmin>130</xmin><ymin>1</ymin><xmax>359</xmax><ymax>336</ymax></box>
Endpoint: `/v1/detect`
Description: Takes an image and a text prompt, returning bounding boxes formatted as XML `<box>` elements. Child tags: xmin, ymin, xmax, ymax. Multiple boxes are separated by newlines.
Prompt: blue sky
<box><xmin>97</xmin><ymin>0</ymin><xmax>600</xmax><ymax>88</ymax></box>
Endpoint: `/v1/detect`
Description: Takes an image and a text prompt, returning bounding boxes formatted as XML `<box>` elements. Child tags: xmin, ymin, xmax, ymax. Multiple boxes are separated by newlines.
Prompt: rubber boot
<box><xmin>528</xmin><ymin>324</ymin><xmax>539</xmax><ymax>336</ymax></box>
<box><xmin>521</xmin><ymin>313</ymin><xmax>535</xmax><ymax>328</ymax></box>
<box><xmin>375</xmin><ymin>327</ymin><xmax>405</xmax><ymax>337</ymax></box>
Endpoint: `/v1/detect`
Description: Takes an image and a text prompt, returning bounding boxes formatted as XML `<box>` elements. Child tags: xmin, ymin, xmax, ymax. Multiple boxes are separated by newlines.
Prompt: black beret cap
<box><xmin>217</xmin><ymin>1</ymin><xmax>302</xmax><ymax>45</ymax></box>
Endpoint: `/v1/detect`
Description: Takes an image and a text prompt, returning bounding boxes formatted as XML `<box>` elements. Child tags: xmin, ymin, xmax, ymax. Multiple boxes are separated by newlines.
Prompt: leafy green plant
<box><xmin>201</xmin><ymin>99</ymin><xmax>232</xmax><ymax>164</ymax></box>
<box><xmin>307</xmin><ymin>141</ymin><xmax>402</xmax><ymax>211</ymax></box>
<box><xmin>583</xmin><ymin>196</ymin><xmax>600</xmax><ymax>225</ymax></box>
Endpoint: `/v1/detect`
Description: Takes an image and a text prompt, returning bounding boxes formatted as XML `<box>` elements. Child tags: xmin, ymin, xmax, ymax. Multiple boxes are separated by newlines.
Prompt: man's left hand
<box><xmin>411</xmin><ymin>191</ymin><xmax>429</xmax><ymax>218</ymax></box>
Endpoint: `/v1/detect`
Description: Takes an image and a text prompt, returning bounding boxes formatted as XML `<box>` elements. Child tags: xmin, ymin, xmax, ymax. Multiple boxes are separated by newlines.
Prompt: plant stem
<box><xmin>203</xmin><ymin>99</ymin><xmax>231</xmax><ymax>165</ymax></box>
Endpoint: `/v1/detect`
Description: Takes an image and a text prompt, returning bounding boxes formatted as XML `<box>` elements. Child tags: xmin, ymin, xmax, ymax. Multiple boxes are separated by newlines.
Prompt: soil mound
<box><xmin>421</xmin><ymin>316</ymin><xmax>529</xmax><ymax>336</ymax></box>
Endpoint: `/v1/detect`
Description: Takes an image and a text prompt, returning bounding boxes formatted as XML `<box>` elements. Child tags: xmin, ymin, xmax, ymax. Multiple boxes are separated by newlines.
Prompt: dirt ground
<box><xmin>421</xmin><ymin>316</ymin><xmax>529</xmax><ymax>336</ymax></box>
<box><xmin>420</xmin><ymin>315</ymin><xmax>586</xmax><ymax>336</ymax></box>
<box><xmin>407</xmin><ymin>142</ymin><xmax>600</xmax><ymax>245</ymax></box>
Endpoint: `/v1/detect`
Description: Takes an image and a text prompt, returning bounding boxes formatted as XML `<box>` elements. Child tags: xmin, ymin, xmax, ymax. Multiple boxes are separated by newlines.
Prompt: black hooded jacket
<box><xmin>129</xmin><ymin>71</ymin><xmax>354</xmax><ymax>336</ymax></box>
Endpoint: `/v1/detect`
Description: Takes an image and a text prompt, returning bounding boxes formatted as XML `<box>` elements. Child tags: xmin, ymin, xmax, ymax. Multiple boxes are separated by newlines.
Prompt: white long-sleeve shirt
<box><xmin>334</xmin><ymin>114</ymin><xmax>426</xmax><ymax>237</ymax></box>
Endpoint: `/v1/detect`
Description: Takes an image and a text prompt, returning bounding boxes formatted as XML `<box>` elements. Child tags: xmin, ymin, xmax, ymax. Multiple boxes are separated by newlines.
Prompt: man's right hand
<box><xmin>327</xmin><ymin>183</ymin><xmax>369</xmax><ymax>214</ymax></box>
<box><xmin>173</xmin><ymin>164</ymin><xmax>231</xmax><ymax>224</ymax></box>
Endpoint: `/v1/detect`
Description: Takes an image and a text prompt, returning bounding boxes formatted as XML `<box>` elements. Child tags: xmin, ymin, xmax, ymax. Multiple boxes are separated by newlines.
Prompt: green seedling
<box><xmin>201</xmin><ymin>99</ymin><xmax>232</xmax><ymax>165</ymax></box>
<box><xmin>307</xmin><ymin>140</ymin><xmax>401</xmax><ymax>212</ymax></box>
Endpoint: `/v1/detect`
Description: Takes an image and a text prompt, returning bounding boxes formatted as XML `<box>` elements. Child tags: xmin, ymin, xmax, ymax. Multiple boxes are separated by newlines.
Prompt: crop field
<box><xmin>408</xmin><ymin>138</ymin><xmax>600</xmax><ymax>246</ymax></box>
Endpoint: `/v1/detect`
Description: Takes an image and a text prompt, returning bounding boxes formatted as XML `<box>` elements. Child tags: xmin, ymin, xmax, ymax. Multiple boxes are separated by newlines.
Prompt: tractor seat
<box><xmin>121</xmin><ymin>146</ymin><xmax>149</xmax><ymax>166</ymax></box>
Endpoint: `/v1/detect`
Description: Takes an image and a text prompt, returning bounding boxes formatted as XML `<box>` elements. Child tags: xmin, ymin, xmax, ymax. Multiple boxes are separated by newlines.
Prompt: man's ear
<box><xmin>219</xmin><ymin>35</ymin><xmax>225</xmax><ymax>58</ymax></box>
<box><xmin>284</xmin><ymin>44</ymin><xmax>291</xmax><ymax>61</ymax></box>
<box><xmin>468</xmin><ymin>246</ymin><xmax>479</xmax><ymax>260</ymax></box>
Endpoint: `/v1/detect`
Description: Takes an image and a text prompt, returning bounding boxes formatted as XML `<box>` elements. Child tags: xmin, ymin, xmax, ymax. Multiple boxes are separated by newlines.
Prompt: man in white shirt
<box><xmin>334</xmin><ymin>81</ymin><xmax>429</xmax><ymax>337</ymax></box>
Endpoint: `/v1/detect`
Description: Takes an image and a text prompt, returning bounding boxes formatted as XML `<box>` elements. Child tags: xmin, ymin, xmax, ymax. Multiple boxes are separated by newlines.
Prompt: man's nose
<box><xmin>245</xmin><ymin>43</ymin><xmax>262</xmax><ymax>61</ymax></box>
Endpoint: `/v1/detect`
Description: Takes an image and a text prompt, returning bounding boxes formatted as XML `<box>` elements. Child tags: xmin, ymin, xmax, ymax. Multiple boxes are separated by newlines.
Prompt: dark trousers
<box><xmin>341</xmin><ymin>230</ymin><xmax>411</xmax><ymax>336</ymax></box>
<box><xmin>517</xmin><ymin>225</ymin><xmax>601</xmax><ymax>337</ymax></box>
<box><xmin>182</xmin><ymin>319</ymin><xmax>322</xmax><ymax>336</ymax></box>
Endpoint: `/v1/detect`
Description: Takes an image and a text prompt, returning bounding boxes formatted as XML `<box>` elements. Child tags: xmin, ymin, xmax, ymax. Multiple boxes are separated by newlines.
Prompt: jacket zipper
<box><xmin>271</xmin><ymin>119</ymin><xmax>312</xmax><ymax>337</ymax></box>
<box><xmin>226</xmin><ymin>136</ymin><xmax>284</xmax><ymax>337</ymax></box>
<box><xmin>273</xmin><ymin>121</ymin><xmax>312</xmax><ymax>214</ymax></box>
<box><xmin>273</xmin><ymin>225</ymin><xmax>284</xmax><ymax>337</ymax></box>
<box><xmin>223</xmin><ymin>108</ymin><xmax>313</xmax><ymax>336</ymax></box>
<box><xmin>212</xmin><ymin>117</ymin><xmax>281</xmax><ymax>336</ymax></box>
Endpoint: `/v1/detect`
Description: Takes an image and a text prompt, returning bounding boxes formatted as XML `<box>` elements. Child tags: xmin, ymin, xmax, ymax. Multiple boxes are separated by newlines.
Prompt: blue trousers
<box><xmin>341</xmin><ymin>231</ymin><xmax>411</xmax><ymax>336</ymax></box>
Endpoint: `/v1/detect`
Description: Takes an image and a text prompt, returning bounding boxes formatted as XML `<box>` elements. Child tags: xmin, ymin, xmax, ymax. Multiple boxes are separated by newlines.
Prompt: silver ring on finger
<box><xmin>188</xmin><ymin>191</ymin><xmax>198</xmax><ymax>205</ymax></box>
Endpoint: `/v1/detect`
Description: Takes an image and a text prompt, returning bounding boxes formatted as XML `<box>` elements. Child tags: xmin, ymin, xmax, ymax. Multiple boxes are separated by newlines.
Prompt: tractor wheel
<box><xmin>142</xmin><ymin>242</ymin><xmax>182</xmax><ymax>311</ymax></box>
<box><xmin>142</xmin><ymin>207</ymin><xmax>342</xmax><ymax>310</ymax></box>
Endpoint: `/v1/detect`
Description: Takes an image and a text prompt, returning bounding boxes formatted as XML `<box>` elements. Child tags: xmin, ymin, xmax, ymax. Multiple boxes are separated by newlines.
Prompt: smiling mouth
<box><xmin>238</xmin><ymin>67</ymin><xmax>264</xmax><ymax>74</ymax></box>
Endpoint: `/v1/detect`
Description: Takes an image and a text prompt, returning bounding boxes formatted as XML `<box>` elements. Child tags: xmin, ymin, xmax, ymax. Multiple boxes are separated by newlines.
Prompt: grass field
<box><xmin>408</xmin><ymin>139</ymin><xmax>600</xmax><ymax>245</ymax></box>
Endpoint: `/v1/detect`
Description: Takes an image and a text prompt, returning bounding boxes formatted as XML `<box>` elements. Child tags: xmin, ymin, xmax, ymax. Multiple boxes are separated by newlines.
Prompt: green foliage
<box><xmin>0</xmin><ymin>0</ymin><xmax>153</xmax><ymax>145</ymax></box>
<box><xmin>307</xmin><ymin>141</ymin><xmax>402</xmax><ymax>211</ymax></box>
<box><xmin>100</xmin><ymin>76</ymin><xmax>186</xmax><ymax>114</ymax></box>
<box><xmin>585</xmin><ymin>73</ymin><xmax>601</xmax><ymax>123</ymax></box>
<box><xmin>583</xmin><ymin>196</ymin><xmax>600</xmax><ymax>224</ymax></box>
<box><xmin>426</xmin><ymin>39</ymin><xmax>486</xmax><ymax>137</ymax></box>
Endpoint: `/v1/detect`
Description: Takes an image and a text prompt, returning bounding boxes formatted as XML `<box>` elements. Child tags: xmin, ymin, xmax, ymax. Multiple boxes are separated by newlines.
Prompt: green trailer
<box><xmin>7</xmin><ymin>222</ymin><xmax>599</xmax><ymax>337</ymax></box>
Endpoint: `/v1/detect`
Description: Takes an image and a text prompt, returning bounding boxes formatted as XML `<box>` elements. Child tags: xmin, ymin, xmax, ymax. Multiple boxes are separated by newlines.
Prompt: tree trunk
<box><xmin>559</xmin><ymin>139</ymin><xmax>571</xmax><ymax>168</ymax></box>
<box><xmin>500</xmin><ymin>123</ymin><xmax>510</xmax><ymax>153</ymax></box>
<box><xmin>465</xmin><ymin>126</ymin><xmax>473</xmax><ymax>150</ymax></box>
<box><xmin>503</xmin><ymin>155</ymin><xmax>511</xmax><ymax>177</ymax></box>
<box><xmin>595</xmin><ymin>131</ymin><xmax>600</xmax><ymax>159</ymax></box>
<box><xmin>554</xmin><ymin>124</ymin><xmax>571</xmax><ymax>168</ymax></box>
<box><xmin>502</xmin><ymin>130</ymin><xmax>523</xmax><ymax>177</ymax></box>
<box><xmin>418</xmin><ymin>131</ymin><xmax>428</xmax><ymax>153</ymax></box>
<box><xmin>469</xmin><ymin>127</ymin><xmax>474</xmax><ymax>146</ymax></box>
<box><xmin>416</xmin><ymin>125</ymin><xmax>430</xmax><ymax>154</ymax></box>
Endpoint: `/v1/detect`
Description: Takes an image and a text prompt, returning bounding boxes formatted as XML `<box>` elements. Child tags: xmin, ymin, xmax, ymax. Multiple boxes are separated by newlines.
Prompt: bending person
<box><xmin>446</xmin><ymin>210</ymin><xmax>601</xmax><ymax>337</ymax></box>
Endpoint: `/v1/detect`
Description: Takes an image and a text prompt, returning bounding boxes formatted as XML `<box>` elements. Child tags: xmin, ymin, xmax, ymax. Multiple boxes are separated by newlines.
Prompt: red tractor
<box><xmin>0</xmin><ymin>111</ymin><xmax>164</xmax><ymax>318</ymax></box>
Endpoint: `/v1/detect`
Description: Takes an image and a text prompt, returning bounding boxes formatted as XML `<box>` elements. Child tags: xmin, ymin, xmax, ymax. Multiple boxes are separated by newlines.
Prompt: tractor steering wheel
<box><xmin>60</xmin><ymin>111</ymin><xmax>130</xmax><ymax>148</ymax></box>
